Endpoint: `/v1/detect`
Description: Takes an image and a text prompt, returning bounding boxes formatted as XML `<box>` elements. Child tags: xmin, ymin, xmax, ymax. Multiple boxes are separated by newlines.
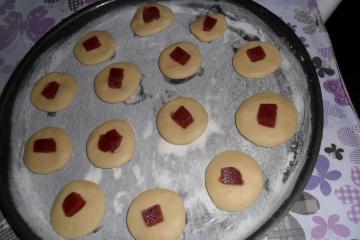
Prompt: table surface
<box><xmin>0</xmin><ymin>0</ymin><xmax>359</xmax><ymax>239</ymax></box>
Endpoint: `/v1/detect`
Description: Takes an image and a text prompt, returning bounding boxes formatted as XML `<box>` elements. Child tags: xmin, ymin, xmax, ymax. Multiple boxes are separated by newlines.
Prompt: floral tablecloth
<box><xmin>0</xmin><ymin>0</ymin><xmax>359</xmax><ymax>239</ymax></box>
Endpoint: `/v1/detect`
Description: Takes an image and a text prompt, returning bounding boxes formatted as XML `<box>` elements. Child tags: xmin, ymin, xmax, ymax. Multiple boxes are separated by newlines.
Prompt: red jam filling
<box><xmin>108</xmin><ymin>68</ymin><xmax>124</xmax><ymax>89</ymax></box>
<box><xmin>246</xmin><ymin>45</ymin><xmax>266</xmax><ymax>62</ymax></box>
<box><xmin>143</xmin><ymin>6</ymin><xmax>160</xmax><ymax>23</ymax></box>
<box><xmin>203</xmin><ymin>15</ymin><xmax>217</xmax><ymax>31</ymax></box>
<box><xmin>41</xmin><ymin>81</ymin><xmax>59</xmax><ymax>99</ymax></box>
<box><xmin>142</xmin><ymin>204</ymin><xmax>164</xmax><ymax>227</ymax></box>
<box><xmin>97</xmin><ymin>129</ymin><xmax>122</xmax><ymax>153</ymax></box>
<box><xmin>33</xmin><ymin>138</ymin><xmax>56</xmax><ymax>153</ymax></box>
<box><xmin>219</xmin><ymin>167</ymin><xmax>244</xmax><ymax>185</ymax></box>
<box><xmin>169</xmin><ymin>47</ymin><xmax>191</xmax><ymax>65</ymax></box>
<box><xmin>257</xmin><ymin>103</ymin><xmax>277</xmax><ymax>128</ymax></box>
<box><xmin>62</xmin><ymin>192</ymin><xmax>86</xmax><ymax>217</ymax></box>
<box><xmin>171</xmin><ymin>105</ymin><xmax>194</xmax><ymax>129</ymax></box>
<box><xmin>82</xmin><ymin>36</ymin><xmax>101</xmax><ymax>52</ymax></box>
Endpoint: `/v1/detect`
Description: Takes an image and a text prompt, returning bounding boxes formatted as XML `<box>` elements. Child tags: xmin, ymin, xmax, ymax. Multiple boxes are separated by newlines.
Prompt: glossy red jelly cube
<box><xmin>97</xmin><ymin>129</ymin><xmax>122</xmax><ymax>153</ymax></box>
<box><xmin>41</xmin><ymin>81</ymin><xmax>59</xmax><ymax>99</ymax></box>
<box><xmin>169</xmin><ymin>47</ymin><xmax>191</xmax><ymax>65</ymax></box>
<box><xmin>62</xmin><ymin>192</ymin><xmax>86</xmax><ymax>217</ymax></box>
<box><xmin>246</xmin><ymin>45</ymin><xmax>266</xmax><ymax>62</ymax></box>
<box><xmin>143</xmin><ymin>6</ymin><xmax>160</xmax><ymax>23</ymax></box>
<box><xmin>219</xmin><ymin>167</ymin><xmax>244</xmax><ymax>185</ymax></box>
<box><xmin>82</xmin><ymin>36</ymin><xmax>101</xmax><ymax>52</ymax></box>
<box><xmin>203</xmin><ymin>15</ymin><xmax>217</xmax><ymax>31</ymax></box>
<box><xmin>33</xmin><ymin>138</ymin><xmax>56</xmax><ymax>153</ymax></box>
<box><xmin>108</xmin><ymin>68</ymin><xmax>124</xmax><ymax>89</ymax></box>
<box><xmin>142</xmin><ymin>204</ymin><xmax>164</xmax><ymax>227</ymax></box>
<box><xmin>257</xmin><ymin>103</ymin><xmax>277</xmax><ymax>128</ymax></box>
<box><xmin>171</xmin><ymin>105</ymin><xmax>194</xmax><ymax>129</ymax></box>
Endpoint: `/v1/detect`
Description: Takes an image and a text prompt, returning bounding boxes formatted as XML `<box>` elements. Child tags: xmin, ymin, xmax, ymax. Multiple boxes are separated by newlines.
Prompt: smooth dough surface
<box><xmin>159</xmin><ymin>41</ymin><xmax>202</xmax><ymax>80</ymax></box>
<box><xmin>50</xmin><ymin>180</ymin><xmax>106</xmax><ymax>239</ymax></box>
<box><xmin>235</xmin><ymin>92</ymin><xmax>298</xmax><ymax>147</ymax></box>
<box><xmin>131</xmin><ymin>3</ymin><xmax>174</xmax><ymax>37</ymax></box>
<box><xmin>127</xmin><ymin>188</ymin><xmax>185</xmax><ymax>240</ymax></box>
<box><xmin>205</xmin><ymin>151</ymin><xmax>264</xmax><ymax>211</ymax></box>
<box><xmin>157</xmin><ymin>97</ymin><xmax>208</xmax><ymax>145</ymax></box>
<box><xmin>74</xmin><ymin>31</ymin><xmax>115</xmax><ymax>65</ymax></box>
<box><xmin>94</xmin><ymin>62</ymin><xmax>142</xmax><ymax>103</ymax></box>
<box><xmin>30</xmin><ymin>72</ymin><xmax>78</xmax><ymax>112</ymax></box>
<box><xmin>190</xmin><ymin>13</ymin><xmax>228</xmax><ymax>42</ymax></box>
<box><xmin>24</xmin><ymin>127</ymin><xmax>72</xmax><ymax>174</ymax></box>
<box><xmin>86</xmin><ymin>119</ymin><xmax>135</xmax><ymax>168</ymax></box>
<box><xmin>233</xmin><ymin>41</ymin><xmax>281</xmax><ymax>78</ymax></box>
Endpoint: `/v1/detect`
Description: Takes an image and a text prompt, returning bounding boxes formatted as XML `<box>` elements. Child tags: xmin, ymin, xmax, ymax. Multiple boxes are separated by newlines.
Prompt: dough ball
<box><xmin>24</xmin><ymin>127</ymin><xmax>72</xmax><ymax>174</ymax></box>
<box><xmin>127</xmin><ymin>188</ymin><xmax>185</xmax><ymax>240</ymax></box>
<box><xmin>131</xmin><ymin>3</ymin><xmax>174</xmax><ymax>37</ymax></box>
<box><xmin>86</xmin><ymin>119</ymin><xmax>135</xmax><ymax>168</ymax></box>
<box><xmin>159</xmin><ymin>41</ymin><xmax>202</xmax><ymax>80</ymax></box>
<box><xmin>50</xmin><ymin>180</ymin><xmax>106</xmax><ymax>239</ymax></box>
<box><xmin>157</xmin><ymin>97</ymin><xmax>208</xmax><ymax>145</ymax></box>
<box><xmin>232</xmin><ymin>41</ymin><xmax>281</xmax><ymax>78</ymax></box>
<box><xmin>30</xmin><ymin>72</ymin><xmax>78</xmax><ymax>112</ymax></box>
<box><xmin>94</xmin><ymin>62</ymin><xmax>142</xmax><ymax>104</ymax></box>
<box><xmin>190</xmin><ymin>13</ymin><xmax>227</xmax><ymax>42</ymax></box>
<box><xmin>205</xmin><ymin>151</ymin><xmax>264</xmax><ymax>211</ymax></box>
<box><xmin>235</xmin><ymin>92</ymin><xmax>298</xmax><ymax>147</ymax></box>
<box><xmin>74</xmin><ymin>31</ymin><xmax>115</xmax><ymax>65</ymax></box>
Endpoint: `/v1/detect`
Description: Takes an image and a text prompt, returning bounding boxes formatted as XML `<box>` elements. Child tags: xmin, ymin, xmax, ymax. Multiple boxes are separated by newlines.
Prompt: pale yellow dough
<box><xmin>233</xmin><ymin>41</ymin><xmax>281</xmax><ymax>78</ymax></box>
<box><xmin>94</xmin><ymin>62</ymin><xmax>142</xmax><ymax>103</ymax></box>
<box><xmin>30</xmin><ymin>72</ymin><xmax>78</xmax><ymax>112</ymax></box>
<box><xmin>24</xmin><ymin>127</ymin><xmax>72</xmax><ymax>174</ymax></box>
<box><xmin>50</xmin><ymin>180</ymin><xmax>106</xmax><ymax>239</ymax></box>
<box><xmin>159</xmin><ymin>41</ymin><xmax>202</xmax><ymax>80</ymax></box>
<box><xmin>235</xmin><ymin>92</ymin><xmax>298</xmax><ymax>147</ymax></box>
<box><xmin>205</xmin><ymin>151</ymin><xmax>264</xmax><ymax>211</ymax></box>
<box><xmin>190</xmin><ymin>13</ymin><xmax>228</xmax><ymax>42</ymax></box>
<box><xmin>73</xmin><ymin>31</ymin><xmax>115</xmax><ymax>65</ymax></box>
<box><xmin>131</xmin><ymin>3</ymin><xmax>174</xmax><ymax>37</ymax></box>
<box><xmin>127</xmin><ymin>188</ymin><xmax>185</xmax><ymax>240</ymax></box>
<box><xmin>157</xmin><ymin>97</ymin><xmax>208</xmax><ymax>145</ymax></box>
<box><xmin>86</xmin><ymin>119</ymin><xmax>135</xmax><ymax>168</ymax></box>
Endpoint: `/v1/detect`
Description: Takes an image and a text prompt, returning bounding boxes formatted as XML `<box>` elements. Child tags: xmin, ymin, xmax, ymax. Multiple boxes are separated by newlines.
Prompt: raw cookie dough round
<box><xmin>190</xmin><ymin>13</ymin><xmax>228</xmax><ymax>42</ymax></box>
<box><xmin>127</xmin><ymin>188</ymin><xmax>185</xmax><ymax>240</ymax></box>
<box><xmin>131</xmin><ymin>3</ymin><xmax>174</xmax><ymax>37</ymax></box>
<box><xmin>30</xmin><ymin>72</ymin><xmax>78</xmax><ymax>112</ymax></box>
<box><xmin>233</xmin><ymin>41</ymin><xmax>281</xmax><ymax>78</ymax></box>
<box><xmin>159</xmin><ymin>41</ymin><xmax>202</xmax><ymax>80</ymax></box>
<box><xmin>74</xmin><ymin>31</ymin><xmax>115</xmax><ymax>65</ymax></box>
<box><xmin>94</xmin><ymin>62</ymin><xmax>142</xmax><ymax>103</ymax></box>
<box><xmin>205</xmin><ymin>151</ymin><xmax>264</xmax><ymax>211</ymax></box>
<box><xmin>24</xmin><ymin>127</ymin><xmax>72</xmax><ymax>174</ymax></box>
<box><xmin>235</xmin><ymin>92</ymin><xmax>298</xmax><ymax>147</ymax></box>
<box><xmin>157</xmin><ymin>97</ymin><xmax>208</xmax><ymax>145</ymax></box>
<box><xmin>86</xmin><ymin>119</ymin><xmax>135</xmax><ymax>168</ymax></box>
<box><xmin>50</xmin><ymin>180</ymin><xmax>106</xmax><ymax>239</ymax></box>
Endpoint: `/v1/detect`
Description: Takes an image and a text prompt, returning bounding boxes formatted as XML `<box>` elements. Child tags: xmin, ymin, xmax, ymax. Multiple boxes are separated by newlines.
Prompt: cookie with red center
<box><xmin>24</xmin><ymin>127</ymin><xmax>72</xmax><ymax>174</ymax></box>
<box><xmin>74</xmin><ymin>31</ymin><xmax>115</xmax><ymax>65</ymax></box>
<box><xmin>131</xmin><ymin>3</ymin><xmax>174</xmax><ymax>37</ymax></box>
<box><xmin>50</xmin><ymin>180</ymin><xmax>105</xmax><ymax>239</ymax></box>
<box><xmin>190</xmin><ymin>13</ymin><xmax>228</xmax><ymax>42</ymax></box>
<box><xmin>159</xmin><ymin>41</ymin><xmax>202</xmax><ymax>80</ymax></box>
<box><xmin>86</xmin><ymin>119</ymin><xmax>135</xmax><ymax>168</ymax></box>
<box><xmin>31</xmin><ymin>72</ymin><xmax>78</xmax><ymax>113</ymax></box>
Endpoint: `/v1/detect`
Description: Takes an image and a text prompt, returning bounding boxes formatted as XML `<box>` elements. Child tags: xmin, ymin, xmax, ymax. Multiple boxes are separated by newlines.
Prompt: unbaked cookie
<box><xmin>190</xmin><ymin>13</ymin><xmax>227</xmax><ymax>42</ymax></box>
<box><xmin>159</xmin><ymin>41</ymin><xmax>202</xmax><ymax>80</ymax></box>
<box><xmin>74</xmin><ymin>31</ymin><xmax>115</xmax><ymax>65</ymax></box>
<box><xmin>233</xmin><ymin>41</ymin><xmax>281</xmax><ymax>78</ymax></box>
<box><xmin>94</xmin><ymin>62</ymin><xmax>142</xmax><ymax>104</ymax></box>
<box><xmin>30</xmin><ymin>72</ymin><xmax>77</xmax><ymax>112</ymax></box>
<box><xmin>131</xmin><ymin>3</ymin><xmax>174</xmax><ymax>37</ymax></box>
<box><xmin>157</xmin><ymin>97</ymin><xmax>208</xmax><ymax>145</ymax></box>
<box><xmin>205</xmin><ymin>151</ymin><xmax>264</xmax><ymax>211</ymax></box>
<box><xmin>235</xmin><ymin>92</ymin><xmax>298</xmax><ymax>147</ymax></box>
<box><xmin>86</xmin><ymin>119</ymin><xmax>135</xmax><ymax>168</ymax></box>
<box><xmin>24</xmin><ymin>127</ymin><xmax>72</xmax><ymax>174</ymax></box>
<box><xmin>50</xmin><ymin>180</ymin><xmax>106</xmax><ymax>239</ymax></box>
<box><xmin>127</xmin><ymin>188</ymin><xmax>185</xmax><ymax>240</ymax></box>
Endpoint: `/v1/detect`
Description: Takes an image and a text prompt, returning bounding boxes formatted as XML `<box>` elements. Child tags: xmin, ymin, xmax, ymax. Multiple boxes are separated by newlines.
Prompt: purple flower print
<box><xmin>323</xmin><ymin>79</ymin><xmax>350</xmax><ymax>106</ymax></box>
<box><xmin>323</xmin><ymin>100</ymin><xmax>345</xmax><ymax>127</ymax></box>
<box><xmin>311</xmin><ymin>215</ymin><xmax>350</xmax><ymax>239</ymax></box>
<box><xmin>338</xmin><ymin>127</ymin><xmax>360</xmax><ymax>164</ymax></box>
<box><xmin>305</xmin><ymin>155</ymin><xmax>341</xmax><ymax>196</ymax></box>
<box><xmin>307</xmin><ymin>0</ymin><xmax>317</xmax><ymax>9</ymax></box>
